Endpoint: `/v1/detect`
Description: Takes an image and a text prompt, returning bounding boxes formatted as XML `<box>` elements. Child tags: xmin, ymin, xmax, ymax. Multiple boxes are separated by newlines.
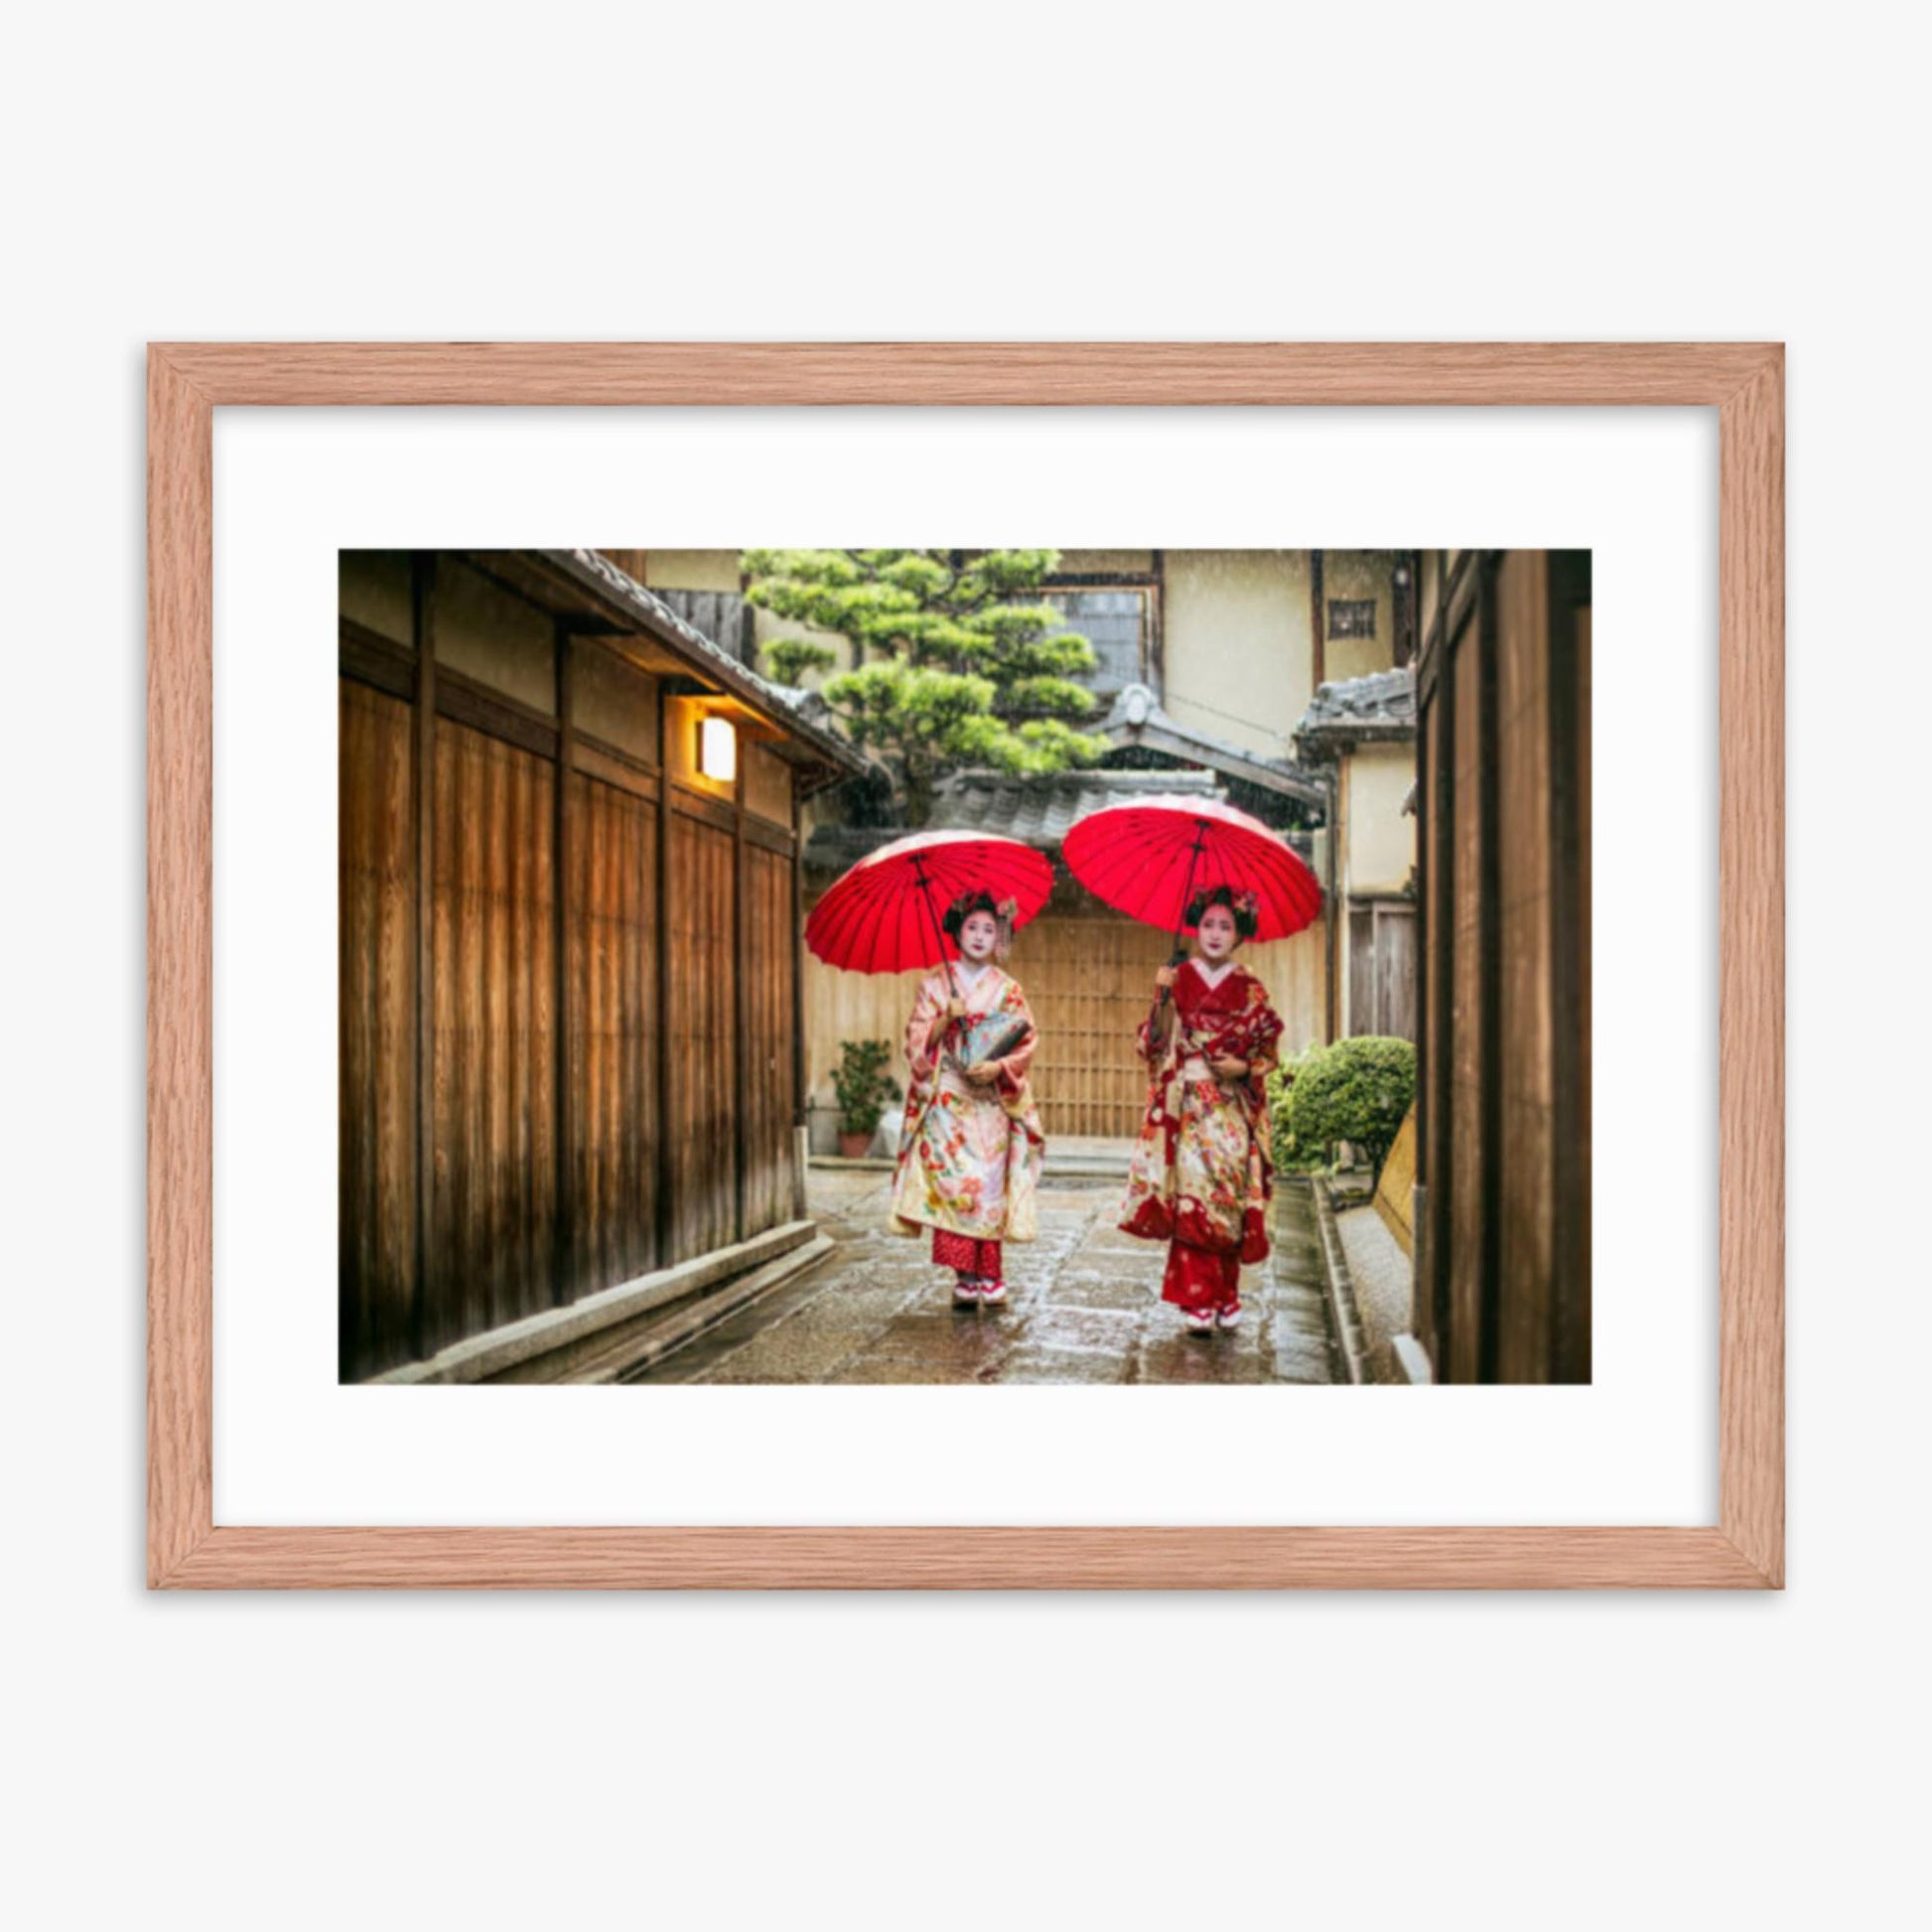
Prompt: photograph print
<box><xmin>339</xmin><ymin>546</ymin><xmax>1589</xmax><ymax>1387</ymax></box>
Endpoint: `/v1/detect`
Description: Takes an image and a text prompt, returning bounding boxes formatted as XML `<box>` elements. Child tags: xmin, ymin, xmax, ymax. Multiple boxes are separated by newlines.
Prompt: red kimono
<box><xmin>1118</xmin><ymin>959</ymin><xmax>1284</xmax><ymax>1311</ymax></box>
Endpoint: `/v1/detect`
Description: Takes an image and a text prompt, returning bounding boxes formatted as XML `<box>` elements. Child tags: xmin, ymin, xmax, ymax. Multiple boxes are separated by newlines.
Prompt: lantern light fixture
<box><xmin>698</xmin><ymin>713</ymin><xmax>738</xmax><ymax>782</ymax></box>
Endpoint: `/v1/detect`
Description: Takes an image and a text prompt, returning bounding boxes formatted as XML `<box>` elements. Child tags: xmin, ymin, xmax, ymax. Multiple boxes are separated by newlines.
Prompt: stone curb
<box><xmin>1390</xmin><ymin>1333</ymin><xmax>1435</xmax><ymax>1385</ymax></box>
<box><xmin>1311</xmin><ymin>1176</ymin><xmax>1369</xmax><ymax>1387</ymax></box>
<box><xmin>615</xmin><ymin>1235</ymin><xmax>837</xmax><ymax>1383</ymax></box>
<box><xmin>373</xmin><ymin>1220</ymin><xmax>821</xmax><ymax>1385</ymax></box>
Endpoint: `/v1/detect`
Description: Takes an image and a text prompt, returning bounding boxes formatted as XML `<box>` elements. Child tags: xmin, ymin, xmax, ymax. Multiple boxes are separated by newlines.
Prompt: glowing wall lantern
<box><xmin>697</xmin><ymin>713</ymin><xmax>739</xmax><ymax>782</ymax></box>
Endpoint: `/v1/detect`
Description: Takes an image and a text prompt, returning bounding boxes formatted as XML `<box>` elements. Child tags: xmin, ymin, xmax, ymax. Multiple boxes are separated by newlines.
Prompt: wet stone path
<box><xmin>631</xmin><ymin>1169</ymin><xmax>1338</xmax><ymax>1385</ymax></box>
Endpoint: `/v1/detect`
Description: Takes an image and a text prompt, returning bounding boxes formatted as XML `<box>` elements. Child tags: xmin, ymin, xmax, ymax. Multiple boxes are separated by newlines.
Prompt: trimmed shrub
<box><xmin>1270</xmin><ymin>1035</ymin><xmax>1417</xmax><ymax>1179</ymax></box>
<box><xmin>1266</xmin><ymin>1049</ymin><xmax>1324</xmax><ymax>1173</ymax></box>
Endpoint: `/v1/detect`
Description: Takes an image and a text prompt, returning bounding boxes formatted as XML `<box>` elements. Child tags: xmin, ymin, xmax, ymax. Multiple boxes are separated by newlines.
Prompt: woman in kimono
<box><xmin>1119</xmin><ymin>885</ymin><xmax>1286</xmax><ymax>1333</ymax></box>
<box><xmin>891</xmin><ymin>891</ymin><xmax>1045</xmax><ymax>1307</ymax></box>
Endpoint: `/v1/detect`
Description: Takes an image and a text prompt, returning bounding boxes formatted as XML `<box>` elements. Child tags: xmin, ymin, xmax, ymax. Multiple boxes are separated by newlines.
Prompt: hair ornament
<box><xmin>1183</xmin><ymin>882</ymin><xmax>1260</xmax><ymax>942</ymax></box>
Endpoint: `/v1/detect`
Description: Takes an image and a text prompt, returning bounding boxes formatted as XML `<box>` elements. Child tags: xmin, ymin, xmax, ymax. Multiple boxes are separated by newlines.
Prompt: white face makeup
<box><xmin>958</xmin><ymin>910</ymin><xmax>999</xmax><ymax>962</ymax></box>
<box><xmin>1195</xmin><ymin>904</ymin><xmax>1238</xmax><ymax>960</ymax></box>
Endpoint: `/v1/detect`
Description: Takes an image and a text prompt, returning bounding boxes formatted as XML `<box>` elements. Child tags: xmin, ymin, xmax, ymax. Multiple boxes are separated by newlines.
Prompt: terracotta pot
<box><xmin>838</xmin><ymin>1131</ymin><xmax>874</xmax><ymax>1159</ymax></box>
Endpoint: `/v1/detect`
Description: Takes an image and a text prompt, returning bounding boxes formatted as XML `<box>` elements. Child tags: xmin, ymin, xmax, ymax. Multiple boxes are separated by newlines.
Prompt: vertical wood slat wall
<box><xmin>1025</xmin><ymin>913</ymin><xmax>1175</xmax><ymax>1138</ymax></box>
<box><xmin>567</xmin><ymin>772</ymin><xmax>657</xmax><ymax>1302</ymax></box>
<box><xmin>667</xmin><ymin>813</ymin><xmax>739</xmax><ymax>1263</ymax></box>
<box><xmin>339</xmin><ymin>564</ymin><xmax>800</xmax><ymax>1381</ymax></box>
<box><xmin>339</xmin><ymin>682</ymin><xmax>418</xmax><ymax>1377</ymax></box>
<box><xmin>1414</xmin><ymin>551</ymin><xmax>1592</xmax><ymax>1384</ymax></box>
<box><xmin>1448</xmin><ymin>582</ymin><xmax>1492</xmax><ymax>1381</ymax></box>
<box><xmin>742</xmin><ymin>846</ymin><xmax>798</xmax><ymax>1233</ymax></box>
<box><xmin>1418</xmin><ymin>656</ymin><xmax>1452</xmax><ymax>1369</ymax></box>
<box><xmin>430</xmin><ymin>721</ymin><xmax>557</xmax><ymax>1354</ymax></box>
<box><xmin>1496</xmin><ymin>555</ymin><xmax>1554</xmax><ymax>1382</ymax></box>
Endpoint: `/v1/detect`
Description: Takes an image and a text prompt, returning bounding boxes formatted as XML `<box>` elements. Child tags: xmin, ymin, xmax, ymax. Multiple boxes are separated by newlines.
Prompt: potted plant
<box><xmin>833</xmin><ymin>1038</ymin><xmax>901</xmax><ymax>1159</ymax></box>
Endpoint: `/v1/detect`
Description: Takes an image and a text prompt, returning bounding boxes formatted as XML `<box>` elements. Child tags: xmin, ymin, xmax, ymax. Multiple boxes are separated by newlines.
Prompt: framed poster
<box><xmin>149</xmin><ymin>343</ymin><xmax>1782</xmax><ymax>1587</ymax></box>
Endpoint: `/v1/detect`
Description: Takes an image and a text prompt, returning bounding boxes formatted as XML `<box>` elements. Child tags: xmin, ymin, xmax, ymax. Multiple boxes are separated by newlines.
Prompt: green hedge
<box><xmin>1269</xmin><ymin>1035</ymin><xmax>1416</xmax><ymax>1177</ymax></box>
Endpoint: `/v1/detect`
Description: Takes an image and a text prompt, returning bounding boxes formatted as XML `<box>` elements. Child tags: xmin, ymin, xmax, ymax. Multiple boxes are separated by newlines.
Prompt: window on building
<box><xmin>1328</xmin><ymin>597</ymin><xmax>1377</xmax><ymax>639</ymax></box>
<box><xmin>1043</xmin><ymin>587</ymin><xmax>1154</xmax><ymax>697</ymax></box>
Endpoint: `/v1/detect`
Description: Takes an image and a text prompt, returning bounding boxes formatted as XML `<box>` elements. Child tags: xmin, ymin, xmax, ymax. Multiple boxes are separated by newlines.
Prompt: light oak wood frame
<box><xmin>148</xmin><ymin>343</ymin><xmax>1783</xmax><ymax>1588</ymax></box>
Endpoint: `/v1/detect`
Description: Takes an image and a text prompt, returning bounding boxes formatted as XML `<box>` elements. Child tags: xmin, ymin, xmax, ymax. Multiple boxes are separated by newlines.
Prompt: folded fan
<box><xmin>948</xmin><ymin>1013</ymin><xmax>1033</xmax><ymax>1072</ymax></box>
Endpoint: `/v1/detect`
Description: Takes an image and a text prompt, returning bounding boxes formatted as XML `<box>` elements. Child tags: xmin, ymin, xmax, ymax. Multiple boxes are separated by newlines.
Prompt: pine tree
<box><xmin>744</xmin><ymin>548</ymin><xmax>1101</xmax><ymax>825</ymax></box>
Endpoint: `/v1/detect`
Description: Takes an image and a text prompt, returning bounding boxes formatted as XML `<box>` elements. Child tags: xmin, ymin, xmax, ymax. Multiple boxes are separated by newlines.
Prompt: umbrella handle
<box><xmin>1160</xmin><ymin>825</ymin><xmax>1211</xmax><ymax>1009</ymax></box>
<box><xmin>1154</xmin><ymin>948</ymin><xmax>1188</xmax><ymax>1015</ymax></box>
<box><xmin>911</xmin><ymin>864</ymin><xmax>960</xmax><ymax>1008</ymax></box>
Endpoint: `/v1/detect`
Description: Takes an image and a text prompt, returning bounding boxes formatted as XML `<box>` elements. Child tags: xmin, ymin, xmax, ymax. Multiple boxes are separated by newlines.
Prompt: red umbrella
<box><xmin>1060</xmin><ymin>793</ymin><xmax>1322</xmax><ymax>948</ymax></box>
<box><xmin>805</xmin><ymin>830</ymin><xmax>1054</xmax><ymax>982</ymax></box>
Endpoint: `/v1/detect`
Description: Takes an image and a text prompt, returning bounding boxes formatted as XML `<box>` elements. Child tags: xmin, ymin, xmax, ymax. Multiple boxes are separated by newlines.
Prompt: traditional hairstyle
<box><xmin>1184</xmin><ymin>883</ymin><xmax>1260</xmax><ymax>943</ymax></box>
<box><xmin>942</xmin><ymin>889</ymin><xmax>1019</xmax><ymax>961</ymax></box>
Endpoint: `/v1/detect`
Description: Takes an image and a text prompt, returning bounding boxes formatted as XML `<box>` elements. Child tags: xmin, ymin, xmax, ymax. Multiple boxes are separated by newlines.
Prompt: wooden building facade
<box><xmin>338</xmin><ymin>550</ymin><xmax>860</xmax><ymax>1381</ymax></box>
<box><xmin>1413</xmin><ymin>550</ymin><xmax>1592</xmax><ymax>1383</ymax></box>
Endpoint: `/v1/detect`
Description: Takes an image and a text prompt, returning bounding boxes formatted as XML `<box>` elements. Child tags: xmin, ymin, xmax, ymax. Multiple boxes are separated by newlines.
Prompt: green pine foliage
<box><xmin>761</xmin><ymin>636</ymin><xmax>841</xmax><ymax>687</ymax></box>
<box><xmin>743</xmin><ymin>548</ymin><xmax>1102</xmax><ymax>823</ymax></box>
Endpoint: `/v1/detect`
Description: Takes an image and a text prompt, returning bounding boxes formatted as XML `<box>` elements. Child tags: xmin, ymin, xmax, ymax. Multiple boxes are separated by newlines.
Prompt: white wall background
<box><xmin>3</xmin><ymin>5</ymin><xmax>1923</xmax><ymax>1928</ymax></box>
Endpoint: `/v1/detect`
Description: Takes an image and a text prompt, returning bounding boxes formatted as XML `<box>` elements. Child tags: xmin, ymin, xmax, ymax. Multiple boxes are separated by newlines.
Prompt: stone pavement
<box><xmin>629</xmin><ymin>1168</ymin><xmax>1338</xmax><ymax>1385</ymax></box>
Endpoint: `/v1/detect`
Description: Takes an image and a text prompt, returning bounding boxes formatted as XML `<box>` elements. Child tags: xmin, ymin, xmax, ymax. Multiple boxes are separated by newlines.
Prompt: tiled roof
<box><xmin>932</xmin><ymin>766</ymin><xmax>1219</xmax><ymax>845</ymax></box>
<box><xmin>803</xmin><ymin>767</ymin><xmax>1324</xmax><ymax>878</ymax></box>
<box><xmin>805</xmin><ymin>769</ymin><xmax>1223</xmax><ymax>875</ymax></box>
<box><xmin>543</xmin><ymin>550</ymin><xmax>865</xmax><ymax>777</ymax></box>
<box><xmin>1090</xmin><ymin>683</ymin><xmax>1326</xmax><ymax>804</ymax></box>
<box><xmin>1294</xmin><ymin>667</ymin><xmax>1417</xmax><ymax>748</ymax></box>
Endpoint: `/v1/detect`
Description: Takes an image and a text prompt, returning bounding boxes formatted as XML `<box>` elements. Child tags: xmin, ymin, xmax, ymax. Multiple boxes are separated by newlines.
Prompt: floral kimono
<box><xmin>891</xmin><ymin>963</ymin><xmax>1045</xmax><ymax>1274</ymax></box>
<box><xmin>1119</xmin><ymin>959</ymin><xmax>1284</xmax><ymax>1311</ymax></box>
